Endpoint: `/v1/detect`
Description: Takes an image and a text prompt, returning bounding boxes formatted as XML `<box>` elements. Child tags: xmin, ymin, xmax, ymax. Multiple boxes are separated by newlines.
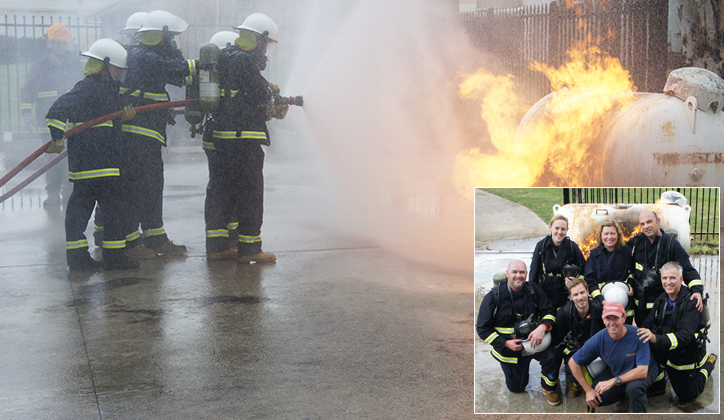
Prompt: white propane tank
<box><xmin>553</xmin><ymin>193</ymin><xmax>691</xmax><ymax>252</ymax></box>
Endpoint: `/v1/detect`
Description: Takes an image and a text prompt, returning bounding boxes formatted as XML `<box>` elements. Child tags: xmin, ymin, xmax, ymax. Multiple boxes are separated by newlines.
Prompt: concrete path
<box><xmin>0</xmin><ymin>143</ymin><xmax>474</xmax><ymax>419</ymax></box>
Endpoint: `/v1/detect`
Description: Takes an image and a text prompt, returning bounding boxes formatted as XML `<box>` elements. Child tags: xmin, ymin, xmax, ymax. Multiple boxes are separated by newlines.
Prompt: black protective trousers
<box><xmin>124</xmin><ymin>134</ymin><xmax>169</xmax><ymax>249</ymax></box>
<box><xmin>205</xmin><ymin>141</ymin><xmax>264</xmax><ymax>256</ymax></box>
<box><xmin>499</xmin><ymin>347</ymin><xmax>559</xmax><ymax>393</ymax></box>
<box><xmin>65</xmin><ymin>177</ymin><xmax>128</xmax><ymax>264</ymax></box>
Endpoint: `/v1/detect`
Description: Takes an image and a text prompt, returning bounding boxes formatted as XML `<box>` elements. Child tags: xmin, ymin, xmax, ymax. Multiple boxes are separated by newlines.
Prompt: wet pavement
<box><xmin>474</xmin><ymin>237</ymin><xmax>720</xmax><ymax>414</ymax></box>
<box><xmin>0</xmin><ymin>141</ymin><xmax>475</xmax><ymax>419</ymax></box>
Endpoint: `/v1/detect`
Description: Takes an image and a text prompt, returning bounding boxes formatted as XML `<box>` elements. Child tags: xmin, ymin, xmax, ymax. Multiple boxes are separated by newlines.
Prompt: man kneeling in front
<box><xmin>568</xmin><ymin>301</ymin><xmax>658</xmax><ymax>412</ymax></box>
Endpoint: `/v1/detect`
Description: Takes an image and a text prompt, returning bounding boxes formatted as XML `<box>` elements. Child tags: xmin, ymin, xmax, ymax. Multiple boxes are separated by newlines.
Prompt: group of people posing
<box><xmin>36</xmin><ymin>10</ymin><xmax>286</xmax><ymax>270</ymax></box>
<box><xmin>476</xmin><ymin>209</ymin><xmax>716</xmax><ymax>412</ymax></box>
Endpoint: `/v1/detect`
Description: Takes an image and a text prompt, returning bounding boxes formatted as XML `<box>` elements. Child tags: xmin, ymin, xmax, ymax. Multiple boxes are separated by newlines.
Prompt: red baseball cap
<box><xmin>602</xmin><ymin>301</ymin><xmax>626</xmax><ymax>318</ymax></box>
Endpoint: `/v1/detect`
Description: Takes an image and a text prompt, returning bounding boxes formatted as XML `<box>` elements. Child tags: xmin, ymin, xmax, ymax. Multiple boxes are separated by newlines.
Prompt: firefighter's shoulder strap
<box><xmin>538</xmin><ymin>235</ymin><xmax>576</xmax><ymax>264</ymax></box>
<box><xmin>492</xmin><ymin>282</ymin><xmax>537</xmax><ymax>318</ymax></box>
<box><xmin>631</xmin><ymin>232</ymin><xmax>676</xmax><ymax>264</ymax></box>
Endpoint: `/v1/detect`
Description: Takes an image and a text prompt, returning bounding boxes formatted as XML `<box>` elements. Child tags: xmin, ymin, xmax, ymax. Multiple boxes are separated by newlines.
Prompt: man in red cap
<box><xmin>568</xmin><ymin>301</ymin><xmax>658</xmax><ymax>412</ymax></box>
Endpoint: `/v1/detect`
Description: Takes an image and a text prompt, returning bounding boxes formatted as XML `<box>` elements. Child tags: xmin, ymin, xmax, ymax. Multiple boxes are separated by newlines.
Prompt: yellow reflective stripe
<box><xmin>46</xmin><ymin>118</ymin><xmax>67</xmax><ymax>131</ymax></box>
<box><xmin>625</xmin><ymin>309</ymin><xmax>635</xmax><ymax>317</ymax></box>
<box><xmin>119</xmin><ymin>87</ymin><xmax>169</xmax><ymax>101</ymax></box>
<box><xmin>227</xmin><ymin>222</ymin><xmax>239</xmax><ymax>230</ymax></box>
<box><xmin>563</xmin><ymin>348</ymin><xmax>571</xmax><ymax>355</ymax></box>
<box><xmin>66</xmin><ymin>121</ymin><xmax>113</xmax><ymax>129</ymax></box>
<box><xmin>219</xmin><ymin>89</ymin><xmax>239</xmax><ymax>97</ymax></box>
<box><xmin>666</xmin><ymin>333</ymin><xmax>678</xmax><ymax>350</ymax></box>
<box><xmin>697</xmin><ymin>352</ymin><xmax>710</xmax><ymax>368</ymax></box>
<box><xmin>212</xmin><ymin>130</ymin><xmax>267</xmax><ymax>140</ymax></box>
<box><xmin>492</xmin><ymin>348</ymin><xmax>517</xmax><ymax>364</ymax></box>
<box><xmin>655</xmin><ymin>369</ymin><xmax>666</xmax><ymax>380</ymax></box>
<box><xmin>185</xmin><ymin>59</ymin><xmax>195</xmax><ymax>85</ymax></box>
<box><xmin>700</xmin><ymin>367</ymin><xmax>709</xmax><ymax>381</ymax></box>
<box><xmin>69</xmin><ymin>168</ymin><xmax>121</xmax><ymax>180</ymax></box>
<box><xmin>143</xmin><ymin>227</ymin><xmax>166</xmax><ymax>238</ymax></box>
<box><xmin>66</xmin><ymin>239</ymin><xmax>89</xmax><ymax>250</ymax></box>
<box><xmin>494</xmin><ymin>327</ymin><xmax>514</xmax><ymax>335</ymax></box>
<box><xmin>634</xmin><ymin>299</ymin><xmax>640</xmax><ymax>306</ymax></box>
<box><xmin>688</xmin><ymin>279</ymin><xmax>703</xmax><ymax>287</ymax></box>
<box><xmin>635</xmin><ymin>262</ymin><xmax>643</xmax><ymax>271</ymax></box>
<box><xmin>206</xmin><ymin>229</ymin><xmax>228</xmax><ymax>238</ymax></box>
<box><xmin>582</xmin><ymin>366</ymin><xmax>594</xmax><ymax>386</ymax></box>
<box><xmin>94</xmin><ymin>225</ymin><xmax>103</xmax><ymax>232</ymax></box>
<box><xmin>202</xmin><ymin>141</ymin><xmax>215</xmax><ymax>150</ymax></box>
<box><xmin>20</xmin><ymin>103</ymin><xmax>33</xmax><ymax>110</ymax></box>
<box><xmin>37</xmin><ymin>90</ymin><xmax>58</xmax><ymax>98</ymax></box>
<box><xmin>122</xmin><ymin>124</ymin><xmax>165</xmax><ymax>143</ymax></box>
<box><xmin>103</xmin><ymin>240</ymin><xmax>126</xmax><ymax>249</ymax></box>
<box><xmin>483</xmin><ymin>331</ymin><xmax>499</xmax><ymax>344</ymax></box>
<box><xmin>666</xmin><ymin>360</ymin><xmax>695</xmax><ymax>371</ymax></box>
<box><xmin>591</xmin><ymin>289</ymin><xmax>602</xmax><ymax>298</ymax></box>
<box><xmin>239</xmin><ymin>234</ymin><xmax>261</xmax><ymax>244</ymax></box>
<box><xmin>542</xmin><ymin>374</ymin><xmax>558</xmax><ymax>387</ymax></box>
<box><xmin>126</xmin><ymin>230</ymin><xmax>141</xmax><ymax>242</ymax></box>
<box><xmin>542</xmin><ymin>314</ymin><xmax>556</xmax><ymax>323</ymax></box>
<box><xmin>646</xmin><ymin>302</ymin><xmax>654</xmax><ymax>309</ymax></box>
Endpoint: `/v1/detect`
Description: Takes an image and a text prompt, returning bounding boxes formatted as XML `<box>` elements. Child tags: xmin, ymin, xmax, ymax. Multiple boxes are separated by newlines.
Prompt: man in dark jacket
<box><xmin>21</xmin><ymin>23</ymin><xmax>82</xmax><ymax>207</ymax></box>
<box><xmin>552</xmin><ymin>277</ymin><xmax>605</xmax><ymax>399</ymax></box>
<box><xmin>45</xmin><ymin>38</ymin><xmax>138</xmax><ymax>271</ymax></box>
<box><xmin>638</xmin><ymin>262</ymin><xmax>716</xmax><ymax>404</ymax></box>
<box><xmin>121</xmin><ymin>10</ymin><xmax>196</xmax><ymax>258</ymax></box>
<box><xmin>204</xmin><ymin>13</ymin><xmax>287</xmax><ymax>264</ymax></box>
<box><xmin>476</xmin><ymin>260</ymin><xmax>560</xmax><ymax>404</ymax></box>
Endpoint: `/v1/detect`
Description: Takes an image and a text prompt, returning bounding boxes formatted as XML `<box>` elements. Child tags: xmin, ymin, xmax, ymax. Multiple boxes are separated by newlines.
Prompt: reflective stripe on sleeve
<box><xmin>68</xmin><ymin>168</ymin><xmax>121</xmax><ymax>180</ymax></box>
<box><xmin>37</xmin><ymin>90</ymin><xmax>58</xmax><ymax>98</ymax></box>
<box><xmin>66</xmin><ymin>239</ymin><xmax>89</xmax><ymax>250</ymax></box>
<box><xmin>494</xmin><ymin>327</ymin><xmax>514</xmax><ymax>335</ymax></box>
<box><xmin>483</xmin><ymin>331</ymin><xmax>499</xmax><ymax>345</ymax></box>
<box><xmin>122</xmin><ymin>124</ymin><xmax>166</xmax><ymax>143</ymax></box>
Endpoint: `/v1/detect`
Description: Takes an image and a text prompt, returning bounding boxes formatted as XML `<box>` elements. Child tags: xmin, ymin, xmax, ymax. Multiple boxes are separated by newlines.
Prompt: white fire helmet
<box><xmin>122</xmin><ymin>12</ymin><xmax>148</xmax><ymax>34</ymax></box>
<box><xmin>586</xmin><ymin>357</ymin><xmax>606</xmax><ymax>379</ymax></box>
<box><xmin>138</xmin><ymin>10</ymin><xmax>189</xmax><ymax>33</ymax></box>
<box><xmin>520</xmin><ymin>331</ymin><xmax>552</xmax><ymax>357</ymax></box>
<box><xmin>601</xmin><ymin>282</ymin><xmax>629</xmax><ymax>308</ymax></box>
<box><xmin>81</xmin><ymin>38</ymin><xmax>128</xmax><ymax>69</ymax></box>
<box><xmin>235</xmin><ymin>13</ymin><xmax>278</xmax><ymax>56</ymax></box>
<box><xmin>209</xmin><ymin>31</ymin><xmax>239</xmax><ymax>49</ymax></box>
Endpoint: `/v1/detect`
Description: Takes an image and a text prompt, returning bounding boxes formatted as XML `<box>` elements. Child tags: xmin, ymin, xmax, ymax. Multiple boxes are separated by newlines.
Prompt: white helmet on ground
<box><xmin>520</xmin><ymin>332</ymin><xmax>552</xmax><ymax>357</ymax></box>
<box><xmin>601</xmin><ymin>282</ymin><xmax>629</xmax><ymax>308</ymax></box>
<box><xmin>209</xmin><ymin>31</ymin><xmax>239</xmax><ymax>49</ymax></box>
<box><xmin>122</xmin><ymin>12</ymin><xmax>148</xmax><ymax>34</ymax></box>
<box><xmin>138</xmin><ymin>10</ymin><xmax>189</xmax><ymax>33</ymax></box>
<box><xmin>235</xmin><ymin>13</ymin><xmax>277</xmax><ymax>41</ymax></box>
<box><xmin>81</xmin><ymin>38</ymin><xmax>128</xmax><ymax>68</ymax></box>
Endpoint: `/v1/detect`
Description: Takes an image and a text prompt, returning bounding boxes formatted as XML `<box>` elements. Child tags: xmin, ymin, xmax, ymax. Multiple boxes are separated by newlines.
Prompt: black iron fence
<box><xmin>563</xmin><ymin>188</ymin><xmax>719</xmax><ymax>242</ymax></box>
<box><xmin>461</xmin><ymin>0</ymin><xmax>668</xmax><ymax>103</ymax></box>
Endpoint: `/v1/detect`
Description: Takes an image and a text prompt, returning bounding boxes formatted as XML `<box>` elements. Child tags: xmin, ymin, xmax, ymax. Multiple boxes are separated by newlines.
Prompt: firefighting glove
<box><xmin>265</xmin><ymin>104</ymin><xmax>289</xmax><ymax>120</ymax></box>
<box><xmin>45</xmin><ymin>138</ymin><xmax>65</xmax><ymax>154</ymax></box>
<box><xmin>22</xmin><ymin>109</ymin><xmax>34</xmax><ymax>132</ymax></box>
<box><xmin>120</xmin><ymin>104</ymin><xmax>136</xmax><ymax>122</ymax></box>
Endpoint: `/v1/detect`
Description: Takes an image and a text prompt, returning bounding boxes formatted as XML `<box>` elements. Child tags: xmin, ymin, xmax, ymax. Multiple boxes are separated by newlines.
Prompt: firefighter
<box><xmin>120</xmin><ymin>11</ymin><xmax>148</xmax><ymax>45</ymax></box>
<box><xmin>121</xmin><ymin>10</ymin><xmax>197</xmax><ymax>258</ymax></box>
<box><xmin>20</xmin><ymin>23</ymin><xmax>82</xmax><ymax>208</ymax></box>
<box><xmin>529</xmin><ymin>215</ymin><xmax>587</xmax><ymax>309</ymax></box>
<box><xmin>627</xmin><ymin>210</ymin><xmax>704</xmax><ymax>326</ymax></box>
<box><xmin>476</xmin><ymin>260</ymin><xmax>560</xmax><ymax>404</ymax></box>
<box><xmin>637</xmin><ymin>262</ymin><xmax>717</xmax><ymax>405</ymax></box>
<box><xmin>204</xmin><ymin>13</ymin><xmax>288</xmax><ymax>263</ymax></box>
<box><xmin>584</xmin><ymin>219</ymin><xmax>635</xmax><ymax>323</ymax></box>
<box><xmin>551</xmin><ymin>277</ymin><xmax>605</xmax><ymax>399</ymax></box>
<box><xmin>45</xmin><ymin>38</ymin><xmax>138</xmax><ymax>271</ymax></box>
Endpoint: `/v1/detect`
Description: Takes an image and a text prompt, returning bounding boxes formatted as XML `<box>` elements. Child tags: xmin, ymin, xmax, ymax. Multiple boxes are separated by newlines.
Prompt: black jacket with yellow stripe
<box><xmin>641</xmin><ymin>285</ymin><xmax>708</xmax><ymax>372</ymax></box>
<box><xmin>45</xmin><ymin>74</ymin><xmax>124</xmax><ymax>181</ymax></box>
<box><xmin>121</xmin><ymin>42</ymin><xmax>196</xmax><ymax>146</ymax></box>
<box><xmin>211</xmin><ymin>45</ymin><xmax>272</xmax><ymax>147</ymax></box>
<box><xmin>476</xmin><ymin>281</ymin><xmax>556</xmax><ymax>364</ymax></box>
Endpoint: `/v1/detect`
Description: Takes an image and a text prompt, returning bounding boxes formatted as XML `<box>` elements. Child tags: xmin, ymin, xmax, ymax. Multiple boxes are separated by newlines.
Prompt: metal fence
<box><xmin>563</xmin><ymin>188</ymin><xmax>720</xmax><ymax>242</ymax></box>
<box><xmin>461</xmin><ymin>0</ymin><xmax>668</xmax><ymax>103</ymax></box>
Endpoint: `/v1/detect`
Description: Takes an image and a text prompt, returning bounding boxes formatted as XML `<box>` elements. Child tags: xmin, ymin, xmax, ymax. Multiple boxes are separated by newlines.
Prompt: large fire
<box><xmin>454</xmin><ymin>35</ymin><xmax>637</xmax><ymax>197</ymax></box>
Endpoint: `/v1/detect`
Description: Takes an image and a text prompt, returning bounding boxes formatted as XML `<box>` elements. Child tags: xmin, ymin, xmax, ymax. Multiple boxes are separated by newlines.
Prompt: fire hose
<box><xmin>0</xmin><ymin>99</ymin><xmax>199</xmax><ymax>204</ymax></box>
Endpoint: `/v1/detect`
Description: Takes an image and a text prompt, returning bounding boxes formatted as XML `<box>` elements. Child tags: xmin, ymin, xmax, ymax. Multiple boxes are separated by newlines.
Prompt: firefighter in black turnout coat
<box><xmin>45</xmin><ymin>38</ymin><xmax>138</xmax><ymax>271</ymax></box>
<box><xmin>204</xmin><ymin>13</ymin><xmax>287</xmax><ymax>263</ymax></box>
<box><xmin>529</xmin><ymin>215</ymin><xmax>586</xmax><ymax>309</ymax></box>
<box><xmin>637</xmin><ymin>262</ymin><xmax>716</xmax><ymax>403</ymax></box>
<box><xmin>121</xmin><ymin>10</ymin><xmax>196</xmax><ymax>257</ymax></box>
<box><xmin>476</xmin><ymin>260</ymin><xmax>561</xmax><ymax>404</ymax></box>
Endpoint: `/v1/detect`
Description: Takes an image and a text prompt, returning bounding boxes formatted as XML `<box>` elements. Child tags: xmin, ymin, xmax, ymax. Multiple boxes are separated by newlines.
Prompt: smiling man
<box><xmin>476</xmin><ymin>260</ymin><xmax>560</xmax><ymax>404</ymax></box>
<box><xmin>637</xmin><ymin>262</ymin><xmax>717</xmax><ymax>405</ymax></box>
<box><xmin>552</xmin><ymin>278</ymin><xmax>605</xmax><ymax>398</ymax></box>
<box><xmin>568</xmin><ymin>301</ymin><xmax>658</xmax><ymax>412</ymax></box>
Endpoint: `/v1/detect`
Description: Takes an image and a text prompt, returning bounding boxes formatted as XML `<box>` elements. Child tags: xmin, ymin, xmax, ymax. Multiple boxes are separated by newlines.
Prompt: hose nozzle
<box><xmin>275</xmin><ymin>95</ymin><xmax>303</xmax><ymax>107</ymax></box>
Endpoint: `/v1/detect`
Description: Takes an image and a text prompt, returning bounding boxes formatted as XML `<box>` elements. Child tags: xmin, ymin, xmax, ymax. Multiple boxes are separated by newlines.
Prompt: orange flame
<box><xmin>454</xmin><ymin>35</ymin><xmax>636</xmax><ymax>197</ymax></box>
<box><xmin>579</xmin><ymin>220</ymin><xmax>642</xmax><ymax>257</ymax></box>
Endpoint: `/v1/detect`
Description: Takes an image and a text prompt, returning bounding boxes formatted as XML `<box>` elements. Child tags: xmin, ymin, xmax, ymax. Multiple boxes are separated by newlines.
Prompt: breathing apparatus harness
<box><xmin>491</xmin><ymin>282</ymin><xmax>541</xmax><ymax>340</ymax></box>
<box><xmin>629</xmin><ymin>231</ymin><xmax>676</xmax><ymax>292</ymax></box>
<box><xmin>539</xmin><ymin>235</ymin><xmax>582</xmax><ymax>287</ymax></box>
<box><xmin>651</xmin><ymin>290</ymin><xmax>710</xmax><ymax>347</ymax></box>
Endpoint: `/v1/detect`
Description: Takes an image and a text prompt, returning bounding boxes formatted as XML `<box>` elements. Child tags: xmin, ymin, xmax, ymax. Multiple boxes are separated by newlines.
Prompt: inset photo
<box><xmin>474</xmin><ymin>187</ymin><xmax>719</xmax><ymax>414</ymax></box>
